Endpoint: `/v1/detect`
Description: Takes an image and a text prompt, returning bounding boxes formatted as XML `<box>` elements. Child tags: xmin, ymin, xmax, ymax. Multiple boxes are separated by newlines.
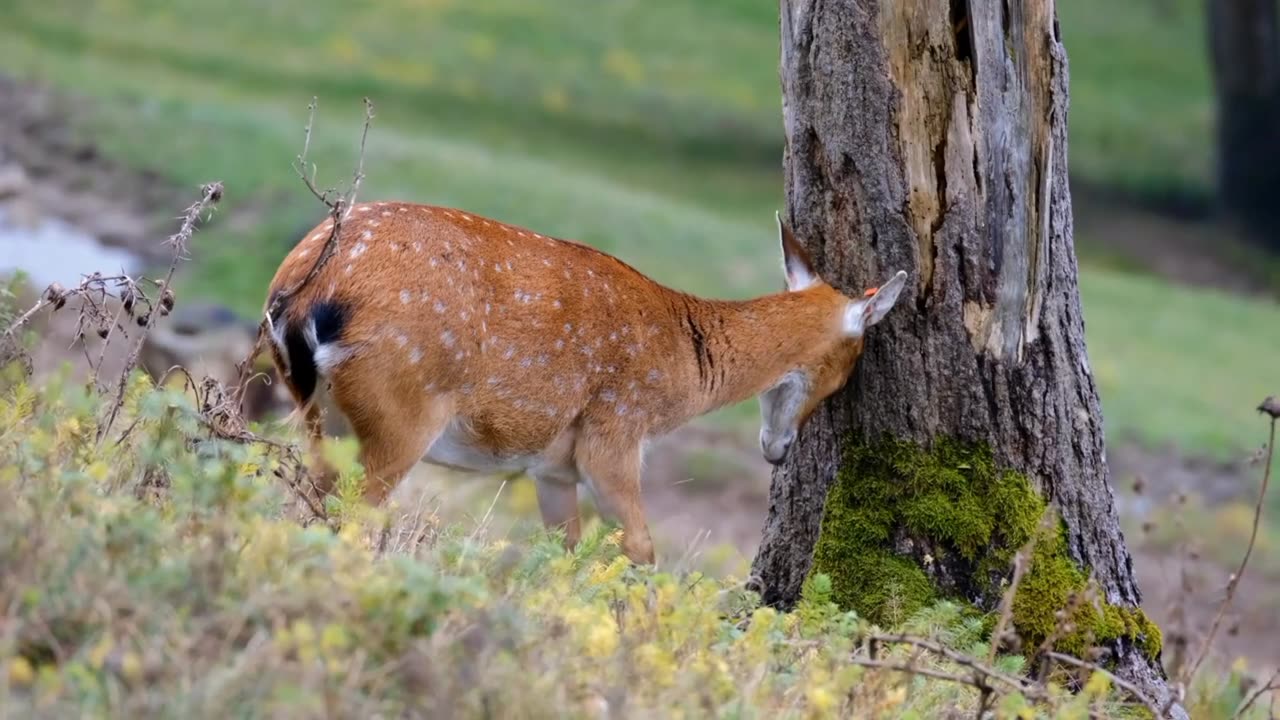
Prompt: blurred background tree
<box><xmin>1209</xmin><ymin>0</ymin><xmax>1280</xmax><ymax>252</ymax></box>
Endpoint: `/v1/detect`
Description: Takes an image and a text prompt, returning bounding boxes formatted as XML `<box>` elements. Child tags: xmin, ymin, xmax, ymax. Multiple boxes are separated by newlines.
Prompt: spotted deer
<box><xmin>265</xmin><ymin>202</ymin><xmax>907</xmax><ymax>564</ymax></box>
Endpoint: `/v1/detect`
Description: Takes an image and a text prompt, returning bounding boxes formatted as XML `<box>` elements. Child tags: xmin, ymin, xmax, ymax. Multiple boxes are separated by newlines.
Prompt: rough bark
<box><xmin>1209</xmin><ymin>0</ymin><xmax>1280</xmax><ymax>252</ymax></box>
<box><xmin>750</xmin><ymin>0</ymin><xmax>1181</xmax><ymax>711</ymax></box>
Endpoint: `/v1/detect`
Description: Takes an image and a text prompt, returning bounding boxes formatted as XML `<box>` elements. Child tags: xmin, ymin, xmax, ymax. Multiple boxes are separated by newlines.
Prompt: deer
<box><xmin>264</xmin><ymin>201</ymin><xmax>908</xmax><ymax>565</ymax></box>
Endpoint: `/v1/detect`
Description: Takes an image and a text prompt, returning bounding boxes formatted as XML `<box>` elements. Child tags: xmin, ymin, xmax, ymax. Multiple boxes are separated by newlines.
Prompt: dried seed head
<box><xmin>44</xmin><ymin>282</ymin><xmax>68</xmax><ymax>311</ymax></box>
<box><xmin>1258</xmin><ymin>396</ymin><xmax>1280</xmax><ymax>420</ymax></box>
<box><xmin>1131</xmin><ymin>476</ymin><xmax>1145</xmax><ymax>495</ymax></box>
<box><xmin>159</xmin><ymin>287</ymin><xmax>175</xmax><ymax>316</ymax></box>
<box><xmin>203</xmin><ymin>181</ymin><xmax>224</xmax><ymax>203</ymax></box>
<box><xmin>96</xmin><ymin>325</ymin><xmax>110</xmax><ymax>339</ymax></box>
<box><xmin>137</xmin><ymin>312</ymin><xmax>151</xmax><ymax>327</ymax></box>
<box><xmin>120</xmin><ymin>287</ymin><xmax>136</xmax><ymax>315</ymax></box>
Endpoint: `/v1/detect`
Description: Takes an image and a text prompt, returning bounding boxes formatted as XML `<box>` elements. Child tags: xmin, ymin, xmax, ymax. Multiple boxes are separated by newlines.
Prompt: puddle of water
<box><xmin>0</xmin><ymin>206</ymin><xmax>140</xmax><ymax>289</ymax></box>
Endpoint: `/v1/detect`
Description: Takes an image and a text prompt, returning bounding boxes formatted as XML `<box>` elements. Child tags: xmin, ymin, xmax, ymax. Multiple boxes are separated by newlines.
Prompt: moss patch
<box><xmin>810</xmin><ymin>436</ymin><xmax>1162</xmax><ymax>662</ymax></box>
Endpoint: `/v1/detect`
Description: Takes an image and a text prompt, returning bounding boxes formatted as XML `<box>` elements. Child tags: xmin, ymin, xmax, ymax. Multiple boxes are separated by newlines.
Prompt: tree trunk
<box><xmin>1209</xmin><ymin>0</ymin><xmax>1280</xmax><ymax>252</ymax></box>
<box><xmin>750</xmin><ymin>0</ymin><xmax>1181</xmax><ymax>711</ymax></box>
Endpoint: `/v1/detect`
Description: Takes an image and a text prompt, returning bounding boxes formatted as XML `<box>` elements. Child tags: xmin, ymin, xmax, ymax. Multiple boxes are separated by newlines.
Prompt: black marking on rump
<box><xmin>283</xmin><ymin>299</ymin><xmax>349</xmax><ymax>405</ymax></box>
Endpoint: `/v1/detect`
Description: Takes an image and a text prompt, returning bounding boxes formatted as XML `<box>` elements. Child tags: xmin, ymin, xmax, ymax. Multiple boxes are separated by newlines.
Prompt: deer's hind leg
<box><xmin>533</xmin><ymin>470</ymin><xmax>582</xmax><ymax>551</ymax></box>
<box><xmin>327</xmin><ymin>354</ymin><xmax>452</xmax><ymax>507</ymax></box>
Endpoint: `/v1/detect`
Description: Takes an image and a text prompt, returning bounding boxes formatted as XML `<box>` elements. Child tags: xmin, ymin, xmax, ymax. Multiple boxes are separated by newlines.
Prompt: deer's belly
<box><xmin>422</xmin><ymin>421</ymin><xmax>568</xmax><ymax>476</ymax></box>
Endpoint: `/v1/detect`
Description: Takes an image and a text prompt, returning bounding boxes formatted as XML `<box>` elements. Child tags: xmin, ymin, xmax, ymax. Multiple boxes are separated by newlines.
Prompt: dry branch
<box><xmin>236</xmin><ymin>97</ymin><xmax>376</xmax><ymax>412</ymax></box>
<box><xmin>1183</xmin><ymin>402</ymin><xmax>1276</xmax><ymax>684</ymax></box>
<box><xmin>97</xmin><ymin>181</ymin><xmax>223</xmax><ymax>442</ymax></box>
<box><xmin>1233</xmin><ymin>669</ymin><xmax>1279</xmax><ymax>719</ymax></box>
<box><xmin>225</xmin><ymin>97</ymin><xmax>376</xmax><ymax>517</ymax></box>
<box><xmin>1045</xmin><ymin>651</ymin><xmax>1162</xmax><ymax>717</ymax></box>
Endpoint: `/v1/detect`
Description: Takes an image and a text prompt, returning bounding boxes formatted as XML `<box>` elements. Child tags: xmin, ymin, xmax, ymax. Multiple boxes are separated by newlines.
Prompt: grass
<box><xmin>1</xmin><ymin>0</ymin><xmax>1275</xmax><ymax>457</ymax></box>
<box><xmin>1058</xmin><ymin>0</ymin><xmax>1213</xmax><ymax>201</ymax></box>
<box><xmin>0</xmin><ymin>374</ymin><xmax>1270</xmax><ymax>718</ymax></box>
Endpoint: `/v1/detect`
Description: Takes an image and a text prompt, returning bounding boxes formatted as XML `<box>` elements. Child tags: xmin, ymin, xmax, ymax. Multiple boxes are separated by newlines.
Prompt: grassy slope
<box><xmin>3</xmin><ymin>378</ymin><xmax>1264</xmax><ymax>719</ymax></box>
<box><xmin>2</xmin><ymin>0</ymin><xmax>1275</xmax><ymax>458</ymax></box>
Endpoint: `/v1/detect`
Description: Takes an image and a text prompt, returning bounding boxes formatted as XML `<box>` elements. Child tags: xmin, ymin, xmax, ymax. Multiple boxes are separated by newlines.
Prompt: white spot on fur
<box><xmin>600</xmin><ymin>389</ymin><xmax>617</xmax><ymax>402</ymax></box>
<box><xmin>434</xmin><ymin>300</ymin><xmax>447</xmax><ymax>314</ymax></box>
<box><xmin>400</xmin><ymin>289</ymin><xmax>412</xmax><ymax>304</ymax></box>
<box><xmin>409</xmin><ymin>347</ymin><xmax>423</xmax><ymax>364</ymax></box>
<box><xmin>350</xmin><ymin>242</ymin><xmax>368</xmax><ymax>259</ymax></box>
<box><xmin>503</xmin><ymin>346</ymin><xmax>517</xmax><ymax>360</ymax></box>
<box><xmin>554</xmin><ymin>339</ymin><xmax>564</xmax><ymax>351</ymax></box>
<box><xmin>413</xmin><ymin>242</ymin><xmax>423</xmax><ymax>253</ymax></box>
<box><xmin>382</xmin><ymin>211</ymin><xmax>392</xmax><ymax>217</ymax></box>
<box><xmin>393</xmin><ymin>332</ymin><xmax>409</xmax><ymax>348</ymax></box>
<box><xmin>357</xmin><ymin>206</ymin><xmax>371</xmax><ymax>213</ymax></box>
<box><xmin>552</xmin><ymin>299</ymin><xmax>562</xmax><ymax>309</ymax></box>
<box><xmin>647</xmin><ymin>369</ymin><xmax>662</xmax><ymax>383</ymax></box>
<box><xmin>441</xmin><ymin>330</ymin><xmax>456</xmax><ymax>348</ymax></box>
<box><xmin>520</xmin><ymin>357</ymin><xmax>533</xmax><ymax>368</ymax></box>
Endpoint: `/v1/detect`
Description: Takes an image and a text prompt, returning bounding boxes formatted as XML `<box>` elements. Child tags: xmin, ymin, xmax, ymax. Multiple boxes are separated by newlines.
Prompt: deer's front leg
<box><xmin>575</xmin><ymin>437</ymin><xmax>654</xmax><ymax>565</ymax></box>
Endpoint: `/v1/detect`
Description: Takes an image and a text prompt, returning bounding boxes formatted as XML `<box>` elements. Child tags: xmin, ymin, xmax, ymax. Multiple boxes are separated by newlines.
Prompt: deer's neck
<box><xmin>672</xmin><ymin>290</ymin><xmax>838</xmax><ymax>418</ymax></box>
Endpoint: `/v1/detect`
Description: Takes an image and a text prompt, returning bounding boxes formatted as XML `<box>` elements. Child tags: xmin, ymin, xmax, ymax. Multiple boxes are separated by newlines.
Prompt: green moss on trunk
<box><xmin>809</xmin><ymin>437</ymin><xmax>1162</xmax><ymax>662</ymax></box>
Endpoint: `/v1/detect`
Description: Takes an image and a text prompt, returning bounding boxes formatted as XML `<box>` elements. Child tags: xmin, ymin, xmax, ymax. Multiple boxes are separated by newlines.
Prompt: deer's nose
<box><xmin>761</xmin><ymin>429</ymin><xmax>796</xmax><ymax>466</ymax></box>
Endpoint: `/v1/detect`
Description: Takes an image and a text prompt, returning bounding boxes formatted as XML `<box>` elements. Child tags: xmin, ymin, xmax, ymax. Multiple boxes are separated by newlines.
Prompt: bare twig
<box><xmin>1045</xmin><ymin>651</ymin><xmax>1163</xmax><ymax>717</ymax></box>
<box><xmin>0</xmin><ymin>297</ymin><xmax>47</xmax><ymax>350</ymax></box>
<box><xmin>98</xmin><ymin>181</ymin><xmax>223</xmax><ymax>443</ymax></box>
<box><xmin>1184</xmin><ymin>405</ymin><xmax>1276</xmax><ymax>683</ymax></box>
<box><xmin>1233</xmin><ymin>669</ymin><xmax>1280</xmax><ymax>719</ymax></box>
<box><xmin>848</xmin><ymin>657</ymin><xmax>983</xmax><ymax>688</ymax></box>
<box><xmin>239</xmin><ymin>97</ymin><xmax>376</xmax><ymax>411</ymax></box>
<box><xmin>866</xmin><ymin>633</ymin><xmax>1046</xmax><ymax>702</ymax></box>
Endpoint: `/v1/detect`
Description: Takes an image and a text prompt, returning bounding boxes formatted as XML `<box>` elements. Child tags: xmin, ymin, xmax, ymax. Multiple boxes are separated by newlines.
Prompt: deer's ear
<box><xmin>843</xmin><ymin>270</ymin><xmax>908</xmax><ymax>337</ymax></box>
<box><xmin>777</xmin><ymin>212</ymin><xmax>818</xmax><ymax>292</ymax></box>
